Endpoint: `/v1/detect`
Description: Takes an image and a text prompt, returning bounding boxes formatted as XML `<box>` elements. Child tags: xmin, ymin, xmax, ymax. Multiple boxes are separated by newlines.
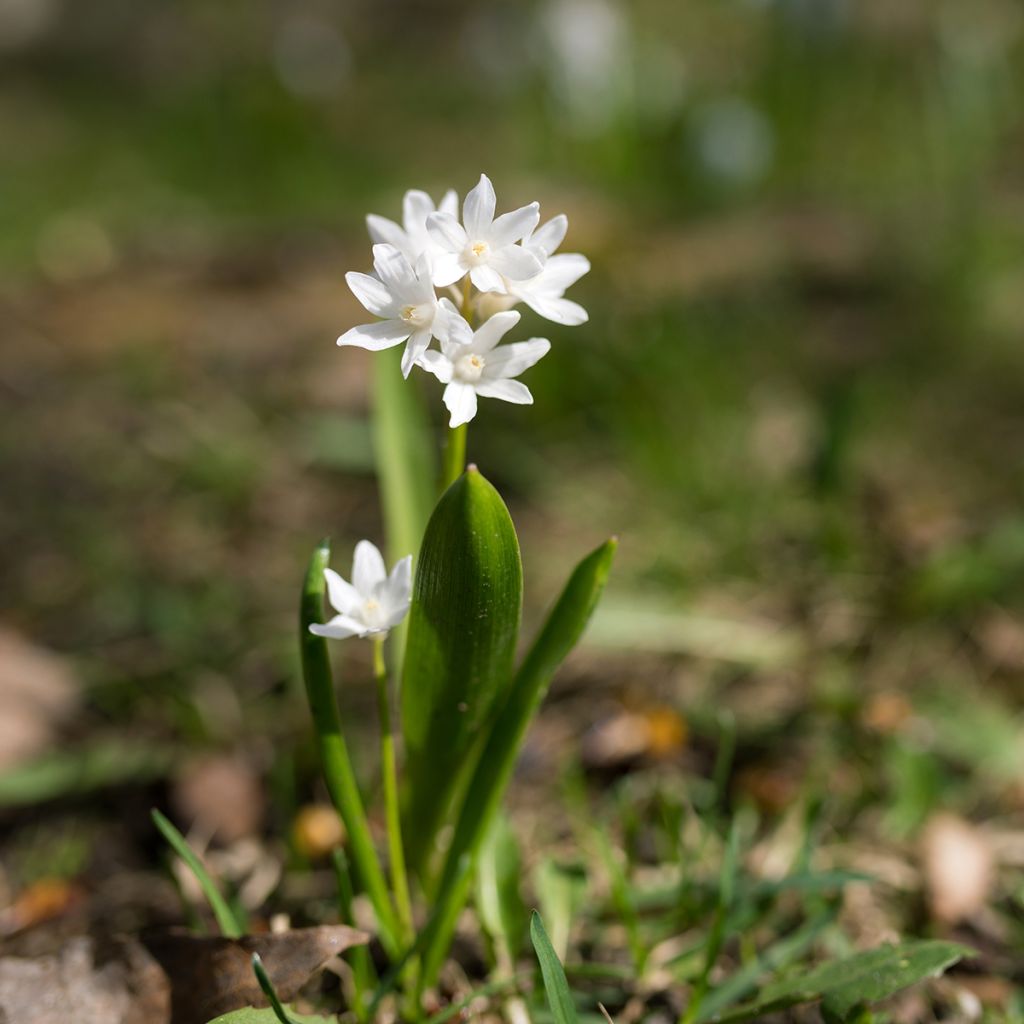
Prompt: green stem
<box><xmin>300</xmin><ymin>541</ymin><xmax>402</xmax><ymax>959</ymax></box>
<box><xmin>373</xmin><ymin>635</ymin><xmax>415</xmax><ymax>944</ymax></box>
<box><xmin>440</xmin><ymin>422</ymin><xmax>467</xmax><ymax>493</ymax></box>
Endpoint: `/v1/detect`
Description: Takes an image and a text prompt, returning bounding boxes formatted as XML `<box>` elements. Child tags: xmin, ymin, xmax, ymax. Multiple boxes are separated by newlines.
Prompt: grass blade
<box><xmin>530</xmin><ymin>911</ymin><xmax>579</xmax><ymax>1024</ymax></box>
<box><xmin>299</xmin><ymin>539</ymin><xmax>400</xmax><ymax>957</ymax></box>
<box><xmin>151</xmin><ymin>807</ymin><xmax>242</xmax><ymax>938</ymax></box>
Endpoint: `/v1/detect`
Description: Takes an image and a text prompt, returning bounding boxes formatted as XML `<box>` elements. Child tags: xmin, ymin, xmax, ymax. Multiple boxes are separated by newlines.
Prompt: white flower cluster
<box><xmin>338</xmin><ymin>174</ymin><xmax>589</xmax><ymax>428</ymax></box>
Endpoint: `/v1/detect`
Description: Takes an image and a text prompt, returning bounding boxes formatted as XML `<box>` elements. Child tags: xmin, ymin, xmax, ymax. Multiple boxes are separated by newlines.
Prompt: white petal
<box><xmin>443</xmin><ymin>304</ymin><xmax>473</xmax><ymax>347</ymax></box>
<box><xmin>353</xmin><ymin>540</ymin><xmax>387</xmax><ymax>596</ymax></box>
<box><xmin>475</xmin><ymin>378</ymin><xmax>534</xmax><ymax>405</ymax></box>
<box><xmin>382</xmin><ymin>601</ymin><xmax>410</xmax><ymax>629</ymax></box>
<box><xmin>469</xmin><ymin>265</ymin><xmax>505</xmax><ymax>293</ymax></box>
<box><xmin>530</xmin><ymin>214</ymin><xmax>568</xmax><ymax>256</ymax></box>
<box><xmin>426</xmin><ymin>212</ymin><xmax>468</xmax><ymax>252</ymax></box>
<box><xmin>345</xmin><ymin>271</ymin><xmax>397</xmax><ymax>318</ymax></box>
<box><xmin>310</xmin><ymin>614</ymin><xmax>366</xmax><ymax>640</ymax></box>
<box><xmin>430</xmin><ymin>252</ymin><xmax>466</xmax><ymax>288</ymax></box>
<box><xmin>489</xmin><ymin>244</ymin><xmax>543</xmax><ymax>282</ymax></box>
<box><xmin>469</xmin><ymin>310</ymin><xmax>521</xmax><ymax>354</ymax></box>
<box><xmin>464</xmin><ymin>173</ymin><xmax>496</xmax><ymax>237</ymax></box>
<box><xmin>337</xmin><ymin>320</ymin><xmax>409</xmax><ymax>351</ymax></box>
<box><xmin>418</xmin><ymin>349</ymin><xmax>454</xmax><ymax>383</ymax></box>
<box><xmin>538</xmin><ymin>253</ymin><xmax>590</xmax><ymax>292</ymax></box>
<box><xmin>402</xmin><ymin>190</ymin><xmax>434</xmax><ymax>232</ymax></box>
<box><xmin>372</xmin><ymin>244</ymin><xmax>417</xmax><ymax>297</ymax></box>
<box><xmin>411</xmin><ymin>252</ymin><xmax>437</xmax><ymax>301</ymax></box>
<box><xmin>386</xmin><ymin>555</ymin><xmax>412</xmax><ymax>606</ymax></box>
<box><xmin>324</xmin><ymin>567</ymin><xmax>361</xmax><ymax>616</ymax></box>
<box><xmin>484</xmin><ymin>337</ymin><xmax>551</xmax><ymax>378</ymax></box>
<box><xmin>489</xmin><ymin>202</ymin><xmax>540</xmax><ymax>248</ymax></box>
<box><xmin>439</xmin><ymin>189</ymin><xmax>459</xmax><ymax>217</ymax></box>
<box><xmin>522</xmin><ymin>293</ymin><xmax>589</xmax><ymax>325</ymax></box>
<box><xmin>366</xmin><ymin>214</ymin><xmax>408</xmax><ymax>251</ymax></box>
<box><xmin>443</xmin><ymin>382</ymin><xmax>478</xmax><ymax>428</ymax></box>
<box><xmin>401</xmin><ymin>329</ymin><xmax>432</xmax><ymax>379</ymax></box>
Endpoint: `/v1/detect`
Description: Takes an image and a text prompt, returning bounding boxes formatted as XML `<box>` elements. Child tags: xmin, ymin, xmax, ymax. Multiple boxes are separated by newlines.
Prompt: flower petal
<box><xmin>337</xmin><ymin>320</ymin><xmax>409</xmax><ymax>351</ymax></box>
<box><xmin>484</xmin><ymin>337</ymin><xmax>551</xmax><ymax>378</ymax></box>
<box><xmin>366</xmin><ymin>214</ymin><xmax>407</xmax><ymax>251</ymax></box>
<box><xmin>530</xmin><ymin>214</ymin><xmax>568</xmax><ymax>256</ymax></box>
<box><xmin>372</xmin><ymin>244</ymin><xmax>417</xmax><ymax>296</ymax></box>
<box><xmin>521</xmin><ymin>293</ymin><xmax>589</xmax><ymax>325</ymax></box>
<box><xmin>386</xmin><ymin>554</ymin><xmax>412</xmax><ymax>607</ymax></box>
<box><xmin>489</xmin><ymin>202</ymin><xmax>540</xmax><ymax>248</ymax></box>
<box><xmin>310</xmin><ymin>613</ymin><xmax>366</xmax><ymax>640</ymax></box>
<box><xmin>474</xmin><ymin>378</ymin><xmax>534</xmax><ymax>405</ymax></box>
<box><xmin>439</xmin><ymin>189</ymin><xmax>459</xmax><ymax>217</ymax></box>
<box><xmin>402</xmin><ymin>189</ymin><xmax>434</xmax><ymax>232</ymax></box>
<box><xmin>353</xmin><ymin>540</ymin><xmax>387</xmax><ymax>596</ymax></box>
<box><xmin>426</xmin><ymin>212</ymin><xmax>468</xmax><ymax>252</ymax></box>
<box><xmin>443</xmin><ymin>381</ymin><xmax>478</xmax><ymax>428</ymax></box>
<box><xmin>442</xmin><ymin>302</ymin><xmax>473</xmax><ymax>346</ymax></box>
<box><xmin>345</xmin><ymin>271</ymin><xmax>397</xmax><ymax>318</ymax></box>
<box><xmin>489</xmin><ymin>244</ymin><xmax>543</xmax><ymax>282</ymax></box>
<box><xmin>401</xmin><ymin>329</ymin><xmax>432</xmax><ymax>379</ymax></box>
<box><xmin>324</xmin><ymin>567</ymin><xmax>361</xmax><ymax>616</ymax></box>
<box><xmin>468</xmin><ymin>310</ymin><xmax>521</xmax><ymax>354</ymax></box>
<box><xmin>430</xmin><ymin>251</ymin><xmax>466</xmax><ymax>288</ymax></box>
<box><xmin>464</xmin><ymin>173</ymin><xmax>496</xmax><ymax>238</ymax></box>
<box><xmin>469</xmin><ymin>265</ymin><xmax>505</xmax><ymax>293</ymax></box>
<box><xmin>538</xmin><ymin>253</ymin><xmax>590</xmax><ymax>292</ymax></box>
<box><xmin>418</xmin><ymin>349</ymin><xmax>454</xmax><ymax>383</ymax></box>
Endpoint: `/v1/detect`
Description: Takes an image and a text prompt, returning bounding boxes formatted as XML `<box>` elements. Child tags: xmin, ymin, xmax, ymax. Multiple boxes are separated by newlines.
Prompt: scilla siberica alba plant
<box><xmin>299</xmin><ymin>174</ymin><xmax>615</xmax><ymax>1017</ymax></box>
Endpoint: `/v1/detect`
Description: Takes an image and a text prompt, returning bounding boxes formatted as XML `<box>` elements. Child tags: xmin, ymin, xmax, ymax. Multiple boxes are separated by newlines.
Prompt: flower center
<box><xmin>362</xmin><ymin>597</ymin><xmax>385</xmax><ymax>628</ymax></box>
<box><xmin>464</xmin><ymin>240</ymin><xmax>490</xmax><ymax>266</ymax></box>
<box><xmin>400</xmin><ymin>303</ymin><xmax>432</xmax><ymax>328</ymax></box>
<box><xmin>454</xmin><ymin>353</ymin><xmax>486</xmax><ymax>383</ymax></box>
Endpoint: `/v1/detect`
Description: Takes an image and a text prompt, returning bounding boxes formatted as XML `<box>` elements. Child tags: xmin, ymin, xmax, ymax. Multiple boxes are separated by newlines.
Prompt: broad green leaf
<box><xmin>419</xmin><ymin>539</ymin><xmax>616</xmax><ymax>983</ymax></box>
<box><xmin>534</xmin><ymin>859</ymin><xmax>587</xmax><ymax>961</ymax></box>
<box><xmin>715</xmin><ymin>941</ymin><xmax>972</xmax><ymax>1023</ymax></box>
<box><xmin>531</xmin><ymin>911</ymin><xmax>579</xmax><ymax>1024</ymax></box>
<box><xmin>299</xmin><ymin>541</ymin><xmax>399</xmax><ymax>957</ymax></box>
<box><xmin>373</xmin><ymin>347</ymin><xmax>436</xmax><ymax>567</ymax></box>
<box><xmin>476</xmin><ymin>813</ymin><xmax>527</xmax><ymax>963</ymax></box>
<box><xmin>151</xmin><ymin>808</ymin><xmax>242</xmax><ymax>938</ymax></box>
<box><xmin>204</xmin><ymin>1009</ymin><xmax>329</xmax><ymax>1024</ymax></box>
<box><xmin>401</xmin><ymin>467</ymin><xmax>523</xmax><ymax>863</ymax></box>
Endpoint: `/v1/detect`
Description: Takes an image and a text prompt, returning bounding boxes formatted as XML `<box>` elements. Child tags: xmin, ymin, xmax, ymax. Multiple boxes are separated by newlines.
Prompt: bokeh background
<box><xmin>3</xmin><ymin>0</ymin><xmax>1024</xmax><ymax>962</ymax></box>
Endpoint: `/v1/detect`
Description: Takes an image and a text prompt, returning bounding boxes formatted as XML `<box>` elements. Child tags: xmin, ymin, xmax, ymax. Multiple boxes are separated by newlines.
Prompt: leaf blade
<box><xmin>531</xmin><ymin>911</ymin><xmax>579</xmax><ymax>1024</ymax></box>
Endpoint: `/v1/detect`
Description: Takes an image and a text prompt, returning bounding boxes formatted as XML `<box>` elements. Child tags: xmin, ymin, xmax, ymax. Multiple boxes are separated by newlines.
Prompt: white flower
<box><xmin>366</xmin><ymin>188</ymin><xmax>459</xmax><ymax>265</ymax></box>
<box><xmin>418</xmin><ymin>310</ymin><xmax>550</xmax><ymax>428</ymax></box>
<box><xmin>504</xmin><ymin>214</ymin><xmax>590</xmax><ymax>325</ymax></box>
<box><xmin>426</xmin><ymin>174</ymin><xmax>544</xmax><ymax>292</ymax></box>
<box><xmin>338</xmin><ymin>243</ymin><xmax>471</xmax><ymax>378</ymax></box>
<box><xmin>309</xmin><ymin>541</ymin><xmax>412</xmax><ymax>640</ymax></box>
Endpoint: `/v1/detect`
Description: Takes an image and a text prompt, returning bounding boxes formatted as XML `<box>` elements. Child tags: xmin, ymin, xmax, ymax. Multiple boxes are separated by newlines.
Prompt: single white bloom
<box><xmin>504</xmin><ymin>214</ymin><xmax>590</xmax><ymax>325</ymax></box>
<box><xmin>338</xmin><ymin>243</ymin><xmax>471</xmax><ymax>378</ymax></box>
<box><xmin>426</xmin><ymin>174</ymin><xmax>544</xmax><ymax>293</ymax></box>
<box><xmin>366</xmin><ymin>188</ymin><xmax>459</xmax><ymax>264</ymax></box>
<box><xmin>309</xmin><ymin>541</ymin><xmax>412</xmax><ymax>640</ymax></box>
<box><xmin>418</xmin><ymin>310</ymin><xmax>551</xmax><ymax>428</ymax></box>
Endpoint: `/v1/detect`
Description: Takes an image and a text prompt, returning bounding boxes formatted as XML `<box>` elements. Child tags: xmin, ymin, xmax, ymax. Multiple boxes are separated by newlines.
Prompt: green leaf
<box><xmin>534</xmin><ymin>859</ymin><xmax>588</xmax><ymax>962</ymax></box>
<box><xmin>419</xmin><ymin>538</ymin><xmax>616</xmax><ymax>983</ymax></box>
<box><xmin>715</xmin><ymin>941</ymin><xmax>972</xmax><ymax>1023</ymax></box>
<box><xmin>476</xmin><ymin>813</ymin><xmax>527</xmax><ymax>963</ymax></box>
<box><xmin>373</xmin><ymin>347</ymin><xmax>436</xmax><ymax>567</ymax></box>
<box><xmin>299</xmin><ymin>540</ymin><xmax>400</xmax><ymax>957</ymax></box>
<box><xmin>203</xmin><ymin>1009</ymin><xmax>330</xmax><ymax>1024</ymax></box>
<box><xmin>401</xmin><ymin>467</ymin><xmax>523</xmax><ymax>864</ymax></box>
<box><xmin>531</xmin><ymin>911</ymin><xmax>579</xmax><ymax>1024</ymax></box>
<box><xmin>151</xmin><ymin>808</ymin><xmax>242</xmax><ymax>938</ymax></box>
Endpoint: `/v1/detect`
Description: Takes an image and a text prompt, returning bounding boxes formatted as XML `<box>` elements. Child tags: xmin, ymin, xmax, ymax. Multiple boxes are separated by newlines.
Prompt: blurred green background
<box><xmin>3</xmin><ymin>0</ymin><xmax>1024</xmax><ymax>930</ymax></box>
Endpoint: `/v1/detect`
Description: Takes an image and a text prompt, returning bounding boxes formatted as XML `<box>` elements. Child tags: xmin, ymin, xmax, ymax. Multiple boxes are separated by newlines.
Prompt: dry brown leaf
<box><xmin>171</xmin><ymin>754</ymin><xmax>265</xmax><ymax>844</ymax></box>
<box><xmin>921</xmin><ymin>813</ymin><xmax>995</xmax><ymax>924</ymax></box>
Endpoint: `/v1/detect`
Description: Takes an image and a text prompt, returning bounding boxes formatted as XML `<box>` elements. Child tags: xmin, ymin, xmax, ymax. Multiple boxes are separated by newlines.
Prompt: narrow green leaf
<box><xmin>534</xmin><ymin>859</ymin><xmax>587</xmax><ymax>962</ymax></box>
<box><xmin>401</xmin><ymin>467</ymin><xmax>523</xmax><ymax>864</ymax></box>
<box><xmin>299</xmin><ymin>540</ymin><xmax>400</xmax><ymax>957</ymax></box>
<box><xmin>419</xmin><ymin>539</ymin><xmax>616</xmax><ymax>983</ymax></box>
<box><xmin>715</xmin><ymin>940</ymin><xmax>972</xmax><ymax>1023</ymax></box>
<box><xmin>531</xmin><ymin>911</ymin><xmax>579</xmax><ymax>1024</ymax></box>
<box><xmin>252</xmin><ymin>953</ymin><xmax>300</xmax><ymax>1024</ymax></box>
<box><xmin>373</xmin><ymin>347</ymin><xmax>436</xmax><ymax>567</ymax></box>
<box><xmin>151</xmin><ymin>808</ymin><xmax>242</xmax><ymax>938</ymax></box>
<box><xmin>476</xmin><ymin>813</ymin><xmax>527</xmax><ymax>963</ymax></box>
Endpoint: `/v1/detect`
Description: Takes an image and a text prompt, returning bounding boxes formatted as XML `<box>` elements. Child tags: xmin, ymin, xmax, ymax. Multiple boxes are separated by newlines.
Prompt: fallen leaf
<box><xmin>172</xmin><ymin>755</ymin><xmax>265</xmax><ymax>844</ymax></box>
<box><xmin>921</xmin><ymin>814</ymin><xmax>995</xmax><ymax>924</ymax></box>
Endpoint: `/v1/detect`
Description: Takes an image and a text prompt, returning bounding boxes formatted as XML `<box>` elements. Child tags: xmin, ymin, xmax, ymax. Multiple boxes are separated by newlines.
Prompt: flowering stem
<box><xmin>440</xmin><ymin>423</ymin><xmax>468</xmax><ymax>493</ymax></box>
<box><xmin>373</xmin><ymin>634</ymin><xmax>415</xmax><ymax>946</ymax></box>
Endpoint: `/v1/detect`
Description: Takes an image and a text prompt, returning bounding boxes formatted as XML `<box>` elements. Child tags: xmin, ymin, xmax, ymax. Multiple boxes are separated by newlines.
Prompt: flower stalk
<box><xmin>440</xmin><ymin>422</ymin><xmax>467</xmax><ymax>493</ymax></box>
